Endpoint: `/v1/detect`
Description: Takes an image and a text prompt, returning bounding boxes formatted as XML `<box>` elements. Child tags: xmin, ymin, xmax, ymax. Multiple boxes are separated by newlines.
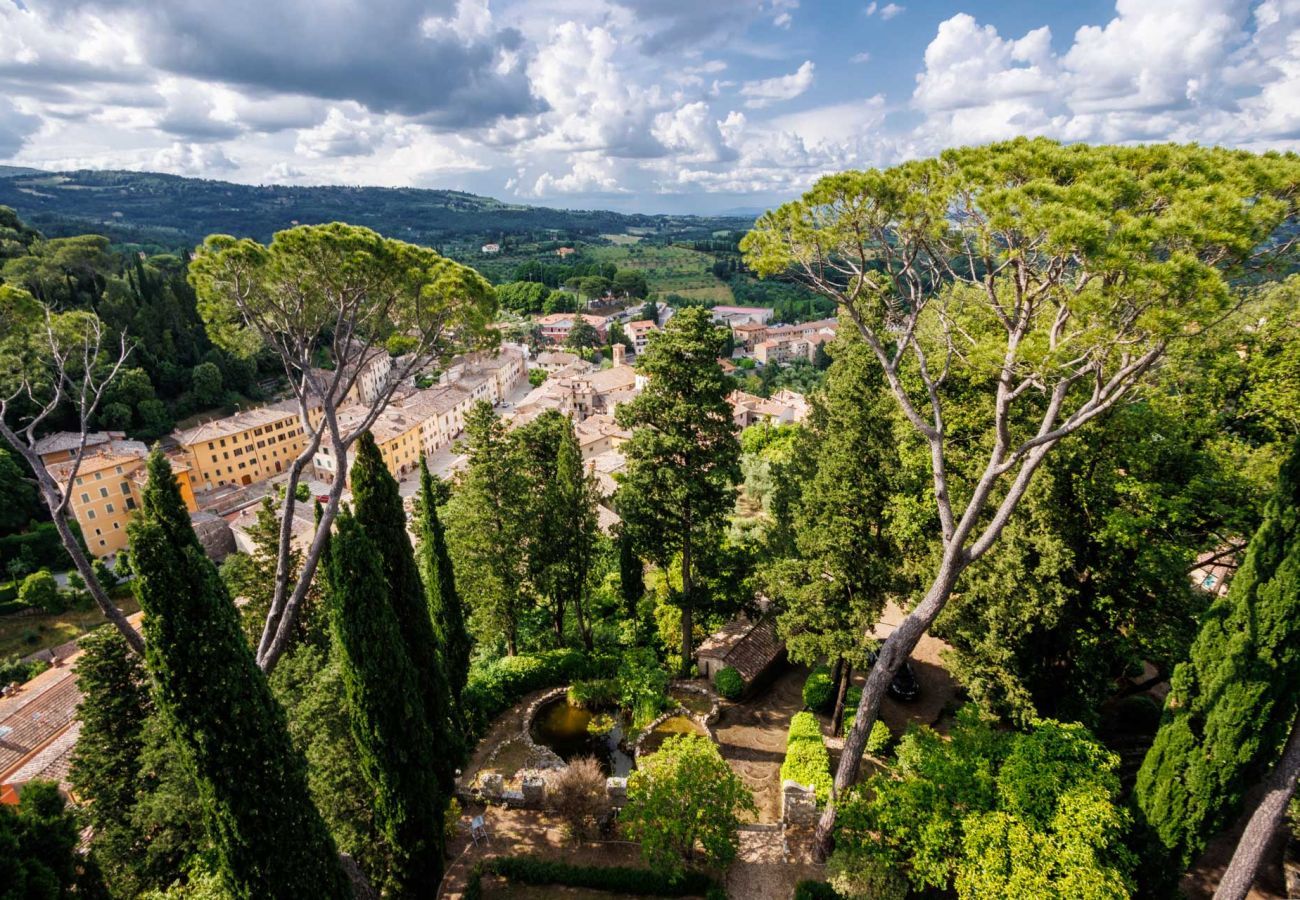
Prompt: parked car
<box><xmin>867</xmin><ymin>650</ymin><xmax>921</xmax><ymax>702</ymax></box>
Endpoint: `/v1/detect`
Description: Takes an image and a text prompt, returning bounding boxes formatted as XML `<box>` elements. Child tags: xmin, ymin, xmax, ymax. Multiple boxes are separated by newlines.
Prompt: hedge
<box><xmin>794</xmin><ymin>880</ymin><xmax>841</xmax><ymax>899</ymax></box>
<box><xmin>780</xmin><ymin>711</ymin><xmax>832</xmax><ymax>802</ymax></box>
<box><xmin>802</xmin><ymin>664</ymin><xmax>834</xmax><ymax>712</ymax></box>
<box><xmin>714</xmin><ymin>665</ymin><xmax>743</xmax><ymax>700</ymax></box>
<box><xmin>842</xmin><ymin>685</ymin><xmax>863</xmax><ymax>733</ymax></box>
<box><xmin>464</xmin><ymin>855</ymin><xmax>725</xmax><ymax>900</ymax></box>
<box><xmin>463</xmin><ymin>649</ymin><xmax>614</xmax><ymax>734</ymax></box>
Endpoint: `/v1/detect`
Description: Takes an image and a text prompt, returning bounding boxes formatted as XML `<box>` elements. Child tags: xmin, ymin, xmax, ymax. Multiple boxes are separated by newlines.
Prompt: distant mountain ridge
<box><xmin>0</xmin><ymin>168</ymin><xmax>750</xmax><ymax>250</ymax></box>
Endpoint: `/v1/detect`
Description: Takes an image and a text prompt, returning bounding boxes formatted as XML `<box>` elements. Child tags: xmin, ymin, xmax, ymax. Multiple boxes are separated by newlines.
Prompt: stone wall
<box><xmin>781</xmin><ymin>780</ymin><xmax>817</xmax><ymax>825</ymax></box>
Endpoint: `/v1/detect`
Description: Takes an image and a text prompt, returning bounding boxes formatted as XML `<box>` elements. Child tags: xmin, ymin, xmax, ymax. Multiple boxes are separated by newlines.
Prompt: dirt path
<box><xmin>713</xmin><ymin>664</ymin><xmax>808</xmax><ymax>823</ymax></box>
<box><xmin>724</xmin><ymin>826</ymin><xmax>824</xmax><ymax>900</ymax></box>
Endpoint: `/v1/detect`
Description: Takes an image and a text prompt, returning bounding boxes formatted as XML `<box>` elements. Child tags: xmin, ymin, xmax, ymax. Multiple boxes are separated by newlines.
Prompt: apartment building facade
<box><xmin>43</xmin><ymin>437</ymin><xmax>198</xmax><ymax>557</ymax></box>
<box><xmin>173</xmin><ymin>399</ymin><xmax>312</xmax><ymax>492</ymax></box>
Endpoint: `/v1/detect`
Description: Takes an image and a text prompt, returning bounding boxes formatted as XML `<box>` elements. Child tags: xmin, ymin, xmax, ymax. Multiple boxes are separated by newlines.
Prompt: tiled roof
<box><xmin>696</xmin><ymin>616</ymin><xmax>784</xmax><ymax>684</ymax></box>
<box><xmin>172</xmin><ymin>398</ymin><xmax>302</xmax><ymax>447</ymax></box>
<box><xmin>33</xmin><ymin>431</ymin><xmax>122</xmax><ymax>457</ymax></box>
<box><xmin>46</xmin><ymin>439</ymin><xmax>149</xmax><ymax>482</ymax></box>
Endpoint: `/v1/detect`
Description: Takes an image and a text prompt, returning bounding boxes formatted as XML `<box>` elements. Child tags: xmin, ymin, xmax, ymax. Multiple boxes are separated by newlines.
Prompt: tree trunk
<box><xmin>1213</xmin><ymin>708</ymin><xmax>1300</xmax><ymax>900</ymax></box>
<box><xmin>680</xmin><ymin>538</ymin><xmax>693</xmax><ymax>677</ymax></box>
<box><xmin>574</xmin><ymin>586</ymin><xmax>593</xmax><ymax>651</ymax></box>
<box><xmin>552</xmin><ymin>596</ymin><xmax>565</xmax><ymax>646</ymax></box>
<box><xmin>51</xmin><ymin>506</ymin><xmax>145</xmax><ymax>656</ymax></box>
<box><xmin>831</xmin><ymin>661</ymin><xmax>852</xmax><ymax>739</ymax></box>
<box><xmin>812</xmin><ymin>550</ymin><xmax>965</xmax><ymax>861</ymax></box>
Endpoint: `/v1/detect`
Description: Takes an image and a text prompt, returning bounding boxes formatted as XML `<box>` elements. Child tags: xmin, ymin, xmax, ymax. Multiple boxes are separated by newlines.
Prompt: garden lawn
<box><xmin>0</xmin><ymin>590</ymin><xmax>138</xmax><ymax>659</ymax></box>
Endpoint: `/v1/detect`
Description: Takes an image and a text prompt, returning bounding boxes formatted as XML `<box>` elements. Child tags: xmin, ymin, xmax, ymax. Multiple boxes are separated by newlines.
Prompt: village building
<box><xmin>173</xmin><ymin>399</ymin><xmax>313</xmax><ymax>493</ymax></box>
<box><xmin>711</xmin><ymin>305</ymin><xmax>775</xmax><ymax>327</ymax></box>
<box><xmin>728</xmin><ymin>389</ymin><xmax>810</xmax><ymax>429</ymax></box>
<box><xmin>625</xmin><ymin>319</ymin><xmax>659</xmax><ymax>355</ymax></box>
<box><xmin>45</xmin><ymin>437</ymin><xmax>198</xmax><ymax>557</ymax></box>
<box><xmin>695</xmin><ymin>616</ymin><xmax>786</xmax><ymax>688</ymax></box>
<box><xmin>481</xmin><ymin>242</ymin><xmax>500</xmax><ymax>254</ymax></box>
<box><xmin>536</xmin><ymin>312</ymin><xmax>610</xmax><ymax>345</ymax></box>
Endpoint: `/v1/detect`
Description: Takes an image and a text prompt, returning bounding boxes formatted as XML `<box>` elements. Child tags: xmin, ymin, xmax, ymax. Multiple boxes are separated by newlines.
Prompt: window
<box><xmin>94</xmin><ymin>471</ymin><xmax>102</xmax><ymax>480</ymax></box>
<box><xmin>121</xmin><ymin>481</ymin><xmax>131</xmax><ymax>495</ymax></box>
<box><xmin>87</xmin><ymin>509</ymin><xmax>96</xmax><ymax>520</ymax></box>
<box><xmin>81</xmin><ymin>492</ymin><xmax>90</xmax><ymax>504</ymax></box>
<box><xmin>106</xmin><ymin>503</ymin><xmax>115</xmax><ymax>514</ymax></box>
<box><xmin>126</xmin><ymin>497</ymin><xmax>136</xmax><ymax>511</ymax></box>
<box><xmin>100</xmin><ymin>487</ymin><xmax>109</xmax><ymax>498</ymax></box>
<box><xmin>113</xmin><ymin>522</ymin><xmax>120</xmax><ymax>529</ymax></box>
<box><xmin>99</xmin><ymin>539</ymin><xmax>106</xmax><ymax>547</ymax></box>
<box><xmin>115</xmin><ymin>465</ymin><xmax>123</xmax><ymax>474</ymax></box>
<box><xmin>220</xmin><ymin>439</ymin><xmax>227</xmax><ymax>447</ymax></box>
<box><xmin>76</xmin><ymin>477</ymin><xmax>83</xmax><ymax>486</ymax></box>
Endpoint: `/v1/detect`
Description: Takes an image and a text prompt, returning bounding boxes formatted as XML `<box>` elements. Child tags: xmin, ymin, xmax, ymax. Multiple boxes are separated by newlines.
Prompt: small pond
<box><xmin>530</xmin><ymin>698</ymin><xmax>635</xmax><ymax>777</ymax></box>
<box><xmin>637</xmin><ymin>714</ymin><xmax>706</xmax><ymax>757</ymax></box>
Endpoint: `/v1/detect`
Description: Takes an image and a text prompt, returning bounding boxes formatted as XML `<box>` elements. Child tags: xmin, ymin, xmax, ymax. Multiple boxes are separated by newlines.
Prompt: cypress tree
<box><xmin>416</xmin><ymin>456</ymin><xmax>471</xmax><ymax>705</ymax></box>
<box><xmin>1135</xmin><ymin>438</ymin><xmax>1300</xmax><ymax>869</ymax></box>
<box><xmin>128</xmin><ymin>451</ymin><xmax>350</xmax><ymax>899</ymax></box>
<box><xmin>618</xmin><ymin>526</ymin><xmax>644</xmax><ymax>624</ymax></box>
<box><xmin>327</xmin><ymin>509</ymin><xmax>444</xmax><ymax>896</ymax></box>
<box><xmin>70</xmin><ymin>628</ymin><xmax>150</xmax><ymax>892</ymax></box>
<box><xmin>350</xmin><ymin>432</ymin><xmax>460</xmax><ymax>789</ymax></box>
<box><xmin>549</xmin><ymin>422</ymin><xmax>599</xmax><ymax>650</ymax></box>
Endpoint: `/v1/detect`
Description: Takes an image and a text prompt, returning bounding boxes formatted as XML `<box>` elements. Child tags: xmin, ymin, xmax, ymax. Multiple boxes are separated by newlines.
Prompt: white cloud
<box><xmin>294</xmin><ymin>107</ymin><xmax>381</xmax><ymax>158</ymax></box>
<box><xmin>151</xmin><ymin>141</ymin><xmax>238</xmax><ymax>176</ymax></box>
<box><xmin>850</xmin><ymin>51</ymin><xmax>872</xmax><ymax>64</ymax></box>
<box><xmin>740</xmin><ymin>60</ymin><xmax>815</xmax><ymax>108</ymax></box>
<box><xmin>879</xmin><ymin>3</ymin><xmax>905</xmax><ymax>20</ymax></box>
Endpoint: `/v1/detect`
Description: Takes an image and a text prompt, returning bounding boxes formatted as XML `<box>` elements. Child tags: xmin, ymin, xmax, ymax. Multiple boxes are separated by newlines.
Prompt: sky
<box><xmin>1</xmin><ymin>0</ymin><xmax>1297</xmax><ymax>214</ymax></box>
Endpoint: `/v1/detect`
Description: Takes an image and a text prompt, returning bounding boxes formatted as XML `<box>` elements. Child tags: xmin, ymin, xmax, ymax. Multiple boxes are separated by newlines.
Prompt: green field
<box><xmin>586</xmin><ymin>244</ymin><xmax>733</xmax><ymax>302</ymax></box>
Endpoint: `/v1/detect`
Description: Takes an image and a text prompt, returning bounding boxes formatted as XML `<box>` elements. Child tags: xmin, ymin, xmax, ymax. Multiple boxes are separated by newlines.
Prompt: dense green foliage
<box><xmin>129</xmin><ymin>452</ymin><xmax>349</xmax><ymax>899</ymax></box>
<box><xmin>326</xmin><ymin>508</ymin><xmax>444</xmax><ymax>895</ymax></box>
<box><xmin>781</xmin><ymin>711</ymin><xmax>833</xmax><ymax>801</ymax></box>
<box><xmin>0</xmin><ymin>780</ymin><xmax>99</xmax><ymax>896</ymax></box>
<box><xmin>416</xmin><ymin>457</ymin><xmax>471</xmax><ymax>706</ymax></box>
<box><xmin>616</xmin><ymin>307</ymin><xmax>740</xmax><ymax>672</ymax></box>
<box><xmin>624</xmin><ymin>734</ymin><xmax>757</xmax><ymax>878</ymax></box>
<box><xmin>0</xmin><ymin>446</ymin><xmax>39</xmax><ymax>534</ymax></box>
<box><xmin>70</xmin><ymin>628</ymin><xmax>151</xmax><ymax>894</ymax></box>
<box><xmin>832</xmin><ymin>708</ymin><xmax>1134</xmax><ymax>899</ymax></box>
<box><xmin>714</xmin><ymin>665</ymin><xmax>743</xmax><ymax>700</ymax></box>
<box><xmin>351</xmin><ymin>431</ymin><xmax>460</xmax><ymax>788</ymax></box>
<box><xmin>802</xmin><ymin>665</ymin><xmax>834</xmax><ymax>713</ymax></box>
<box><xmin>1135</xmin><ymin>438</ymin><xmax>1300</xmax><ymax>870</ymax></box>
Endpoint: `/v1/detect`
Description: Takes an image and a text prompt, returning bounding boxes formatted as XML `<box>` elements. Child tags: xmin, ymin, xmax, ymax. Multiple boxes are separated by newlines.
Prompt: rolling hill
<box><xmin>0</xmin><ymin>169</ymin><xmax>750</xmax><ymax>252</ymax></box>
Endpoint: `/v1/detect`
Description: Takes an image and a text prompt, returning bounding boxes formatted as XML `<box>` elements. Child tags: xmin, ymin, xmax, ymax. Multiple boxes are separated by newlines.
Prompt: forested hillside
<box><xmin>0</xmin><ymin>169</ymin><xmax>749</xmax><ymax>253</ymax></box>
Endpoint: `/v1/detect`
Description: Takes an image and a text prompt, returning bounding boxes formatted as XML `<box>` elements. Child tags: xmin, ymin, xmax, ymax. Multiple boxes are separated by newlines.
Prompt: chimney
<box><xmin>612</xmin><ymin>343</ymin><xmax>626</xmax><ymax>367</ymax></box>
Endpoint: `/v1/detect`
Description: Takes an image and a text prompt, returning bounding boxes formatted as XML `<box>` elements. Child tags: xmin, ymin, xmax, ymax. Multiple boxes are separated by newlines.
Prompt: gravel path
<box><xmin>713</xmin><ymin>664</ymin><xmax>808</xmax><ymax>823</ymax></box>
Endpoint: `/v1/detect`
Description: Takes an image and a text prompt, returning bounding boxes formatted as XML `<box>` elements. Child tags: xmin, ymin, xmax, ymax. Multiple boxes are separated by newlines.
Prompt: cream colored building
<box><xmin>173</xmin><ymin>399</ymin><xmax>311</xmax><ymax>492</ymax></box>
<box><xmin>42</xmin><ymin>436</ymin><xmax>197</xmax><ymax>557</ymax></box>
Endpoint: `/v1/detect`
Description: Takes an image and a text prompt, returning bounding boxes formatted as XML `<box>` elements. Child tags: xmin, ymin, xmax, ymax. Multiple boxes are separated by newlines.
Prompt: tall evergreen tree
<box><xmin>547</xmin><ymin>421</ymin><xmax>601</xmax><ymax>649</ymax></box>
<box><xmin>416</xmin><ymin>456</ymin><xmax>471</xmax><ymax>705</ymax></box>
<box><xmin>350</xmin><ymin>432</ymin><xmax>460</xmax><ymax>789</ymax></box>
<box><xmin>326</xmin><ymin>509</ymin><xmax>444</xmax><ymax>896</ymax></box>
<box><xmin>615</xmin><ymin>307</ymin><xmax>740</xmax><ymax>673</ymax></box>
<box><xmin>128</xmin><ymin>451</ymin><xmax>350</xmax><ymax>899</ymax></box>
<box><xmin>70</xmin><ymin>628</ymin><xmax>151</xmax><ymax>894</ymax></box>
<box><xmin>766</xmin><ymin>336</ymin><xmax>900</xmax><ymax>733</ymax></box>
<box><xmin>1136</xmin><ymin>438</ymin><xmax>1300</xmax><ymax>870</ymax></box>
<box><xmin>618</xmin><ymin>526</ymin><xmax>645</xmax><ymax>625</ymax></box>
<box><xmin>445</xmin><ymin>401</ymin><xmax>530</xmax><ymax>655</ymax></box>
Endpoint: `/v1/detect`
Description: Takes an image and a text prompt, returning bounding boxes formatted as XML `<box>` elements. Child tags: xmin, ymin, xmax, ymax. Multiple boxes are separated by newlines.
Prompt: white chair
<box><xmin>470</xmin><ymin>815</ymin><xmax>491</xmax><ymax>847</ymax></box>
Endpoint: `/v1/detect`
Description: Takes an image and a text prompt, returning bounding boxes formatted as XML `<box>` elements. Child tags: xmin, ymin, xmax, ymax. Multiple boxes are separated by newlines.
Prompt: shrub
<box><xmin>794</xmin><ymin>881</ymin><xmax>841</xmax><ymax>900</ymax></box>
<box><xmin>0</xmin><ymin>655</ymin><xmax>49</xmax><ymax>685</ymax></box>
<box><xmin>780</xmin><ymin>712</ymin><xmax>832</xmax><ymax>801</ymax></box>
<box><xmin>714</xmin><ymin>666</ymin><xmax>743</xmax><ymax>700</ymax></box>
<box><xmin>866</xmin><ymin>720</ymin><xmax>892</xmax><ymax>756</ymax></box>
<box><xmin>567</xmin><ymin>678</ymin><xmax>619</xmax><ymax>710</ymax></box>
<box><xmin>624</xmin><ymin>735</ymin><xmax>756</xmax><ymax>877</ymax></box>
<box><xmin>443</xmin><ymin>797</ymin><xmax>463</xmax><ymax>842</ymax></box>
<box><xmin>803</xmin><ymin>665</ymin><xmax>834</xmax><ymax>712</ymax></box>
<box><xmin>842</xmin><ymin>685</ymin><xmax>863</xmax><ymax>732</ymax></box>
<box><xmin>19</xmin><ymin>569</ymin><xmax>63</xmax><ymax>614</ymax></box>
<box><xmin>92</xmin><ymin>559</ymin><xmax>118</xmax><ymax>588</ymax></box>
<box><xmin>467</xmin><ymin>855</ymin><xmax>720</xmax><ymax>898</ymax></box>
<box><xmin>0</xmin><ymin>599</ymin><xmax>28</xmax><ymax>616</ymax></box>
<box><xmin>548</xmin><ymin>756</ymin><xmax>609</xmax><ymax>841</ymax></box>
<box><xmin>620</xmin><ymin>648</ymin><xmax>669</xmax><ymax>729</ymax></box>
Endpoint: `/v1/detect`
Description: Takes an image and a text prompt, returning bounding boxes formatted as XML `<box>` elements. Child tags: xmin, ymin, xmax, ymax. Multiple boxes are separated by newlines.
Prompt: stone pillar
<box><xmin>521</xmin><ymin>775</ymin><xmax>546</xmax><ymax>808</ymax></box>
<box><xmin>606</xmin><ymin>776</ymin><xmax>628</xmax><ymax>808</ymax></box>
<box><xmin>480</xmin><ymin>773</ymin><xmax>504</xmax><ymax>801</ymax></box>
<box><xmin>781</xmin><ymin>780</ymin><xmax>817</xmax><ymax>825</ymax></box>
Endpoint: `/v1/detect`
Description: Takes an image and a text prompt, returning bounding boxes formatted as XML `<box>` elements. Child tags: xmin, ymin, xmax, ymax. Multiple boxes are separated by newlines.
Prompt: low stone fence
<box><xmin>476</xmin><ymin>770</ymin><xmax>631</xmax><ymax>810</ymax></box>
<box><xmin>631</xmin><ymin>682</ymin><xmax>721</xmax><ymax>761</ymax></box>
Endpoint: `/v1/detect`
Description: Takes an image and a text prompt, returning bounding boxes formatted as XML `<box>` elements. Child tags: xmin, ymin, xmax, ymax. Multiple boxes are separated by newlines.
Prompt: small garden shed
<box><xmin>696</xmin><ymin>616</ymin><xmax>786</xmax><ymax>687</ymax></box>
